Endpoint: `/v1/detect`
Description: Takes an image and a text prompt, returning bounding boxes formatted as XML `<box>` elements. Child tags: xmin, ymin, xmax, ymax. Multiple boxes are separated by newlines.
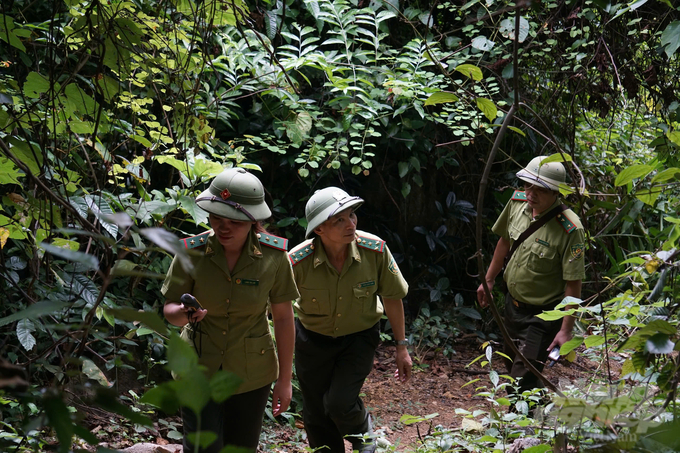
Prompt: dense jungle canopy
<box><xmin>1</xmin><ymin>0</ymin><xmax>680</xmax><ymax>451</ymax></box>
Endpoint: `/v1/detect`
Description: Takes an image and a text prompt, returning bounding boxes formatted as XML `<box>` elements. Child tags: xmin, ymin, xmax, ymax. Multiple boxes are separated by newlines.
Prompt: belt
<box><xmin>510</xmin><ymin>298</ymin><xmax>560</xmax><ymax>312</ymax></box>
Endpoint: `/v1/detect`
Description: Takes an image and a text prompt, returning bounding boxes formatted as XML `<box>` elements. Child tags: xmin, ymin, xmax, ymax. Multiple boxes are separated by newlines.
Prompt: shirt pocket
<box><xmin>352</xmin><ymin>282</ymin><xmax>377</xmax><ymax>313</ymax></box>
<box><xmin>526</xmin><ymin>242</ymin><xmax>558</xmax><ymax>274</ymax></box>
<box><xmin>245</xmin><ymin>334</ymin><xmax>276</xmax><ymax>381</ymax></box>
<box><xmin>298</xmin><ymin>288</ymin><xmax>331</xmax><ymax>315</ymax></box>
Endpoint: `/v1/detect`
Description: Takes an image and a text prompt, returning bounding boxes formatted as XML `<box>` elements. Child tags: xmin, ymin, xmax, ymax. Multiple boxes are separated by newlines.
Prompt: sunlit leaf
<box><xmin>560</xmin><ymin>336</ymin><xmax>584</xmax><ymax>355</ymax></box>
<box><xmin>455</xmin><ymin>64</ymin><xmax>483</xmax><ymax>81</ymax></box>
<box><xmin>614</xmin><ymin>164</ymin><xmax>654</xmax><ymax>186</ymax></box>
<box><xmin>424</xmin><ymin>92</ymin><xmax>458</xmax><ymax>106</ymax></box>
<box><xmin>584</xmin><ymin>335</ymin><xmax>605</xmax><ymax>348</ymax></box>
<box><xmin>476</xmin><ymin>98</ymin><xmax>497</xmax><ymax>122</ymax></box>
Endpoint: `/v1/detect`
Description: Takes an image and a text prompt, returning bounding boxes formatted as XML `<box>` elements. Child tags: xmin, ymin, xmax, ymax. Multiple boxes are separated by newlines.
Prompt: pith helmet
<box><xmin>196</xmin><ymin>168</ymin><xmax>271</xmax><ymax>221</ymax></box>
<box><xmin>305</xmin><ymin>187</ymin><xmax>364</xmax><ymax>239</ymax></box>
<box><xmin>516</xmin><ymin>156</ymin><xmax>566</xmax><ymax>192</ymax></box>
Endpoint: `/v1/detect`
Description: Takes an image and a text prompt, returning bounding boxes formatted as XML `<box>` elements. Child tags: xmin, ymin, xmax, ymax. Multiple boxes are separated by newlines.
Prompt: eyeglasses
<box><xmin>523</xmin><ymin>183</ymin><xmax>552</xmax><ymax>195</ymax></box>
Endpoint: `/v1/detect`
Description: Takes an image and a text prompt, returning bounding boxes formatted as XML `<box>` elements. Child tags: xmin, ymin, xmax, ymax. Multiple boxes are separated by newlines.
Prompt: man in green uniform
<box><xmin>477</xmin><ymin>156</ymin><xmax>586</xmax><ymax>393</ymax></box>
<box><xmin>290</xmin><ymin>187</ymin><xmax>412</xmax><ymax>453</ymax></box>
<box><xmin>162</xmin><ymin>168</ymin><xmax>299</xmax><ymax>452</ymax></box>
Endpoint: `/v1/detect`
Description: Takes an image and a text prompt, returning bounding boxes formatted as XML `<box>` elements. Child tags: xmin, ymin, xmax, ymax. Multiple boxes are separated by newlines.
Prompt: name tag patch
<box><xmin>534</xmin><ymin>238</ymin><xmax>550</xmax><ymax>247</ymax></box>
<box><xmin>358</xmin><ymin>281</ymin><xmax>375</xmax><ymax>288</ymax></box>
<box><xmin>235</xmin><ymin>278</ymin><xmax>259</xmax><ymax>286</ymax></box>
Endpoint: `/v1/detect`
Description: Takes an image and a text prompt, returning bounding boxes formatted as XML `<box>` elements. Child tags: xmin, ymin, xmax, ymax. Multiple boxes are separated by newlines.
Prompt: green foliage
<box><xmin>0</xmin><ymin>0</ymin><xmax>680</xmax><ymax>450</ymax></box>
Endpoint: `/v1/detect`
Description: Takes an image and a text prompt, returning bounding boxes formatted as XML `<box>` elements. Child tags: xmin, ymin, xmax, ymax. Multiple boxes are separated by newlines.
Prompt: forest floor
<box><xmin>83</xmin><ymin>334</ymin><xmax>618</xmax><ymax>452</ymax></box>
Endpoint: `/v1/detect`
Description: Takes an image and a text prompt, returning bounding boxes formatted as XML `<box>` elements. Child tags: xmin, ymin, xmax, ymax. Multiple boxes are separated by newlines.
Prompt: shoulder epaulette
<box><xmin>356</xmin><ymin>234</ymin><xmax>385</xmax><ymax>253</ymax></box>
<box><xmin>180</xmin><ymin>231</ymin><xmax>210</xmax><ymax>249</ymax></box>
<box><xmin>557</xmin><ymin>212</ymin><xmax>577</xmax><ymax>234</ymax></box>
<box><xmin>257</xmin><ymin>232</ymin><xmax>288</xmax><ymax>251</ymax></box>
<box><xmin>288</xmin><ymin>240</ymin><xmax>314</xmax><ymax>266</ymax></box>
<box><xmin>511</xmin><ymin>190</ymin><xmax>527</xmax><ymax>201</ymax></box>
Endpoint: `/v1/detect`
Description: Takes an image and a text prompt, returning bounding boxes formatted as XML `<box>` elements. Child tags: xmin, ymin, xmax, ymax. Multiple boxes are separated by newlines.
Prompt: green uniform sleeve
<box><xmin>562</xmin><ymin>228</ymin><xmax>586</xmax><ymax>281</ymax></box>
<box><xmin>161</xmin><ymin>255</ymin><xmax>193</xmax><ymax>302</ymax></box>
<box><xmin>491</xmin><ymin>201</ymin><xmax>513</xmax><ymax>240</ymax></box>
<box><xmin>268</xmin><ymin>251</ymin><xmax>301</xmax><ymax>304</ymax></box>
<box><xmin>377</xmin><ymin>245</ymin><xmax>408</xmax><ymax>300</ymax></box>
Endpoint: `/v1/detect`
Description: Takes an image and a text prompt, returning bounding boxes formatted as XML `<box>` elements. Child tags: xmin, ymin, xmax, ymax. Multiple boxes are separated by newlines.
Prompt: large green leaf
<box><xmin>40</xmin><ymin>242</ymin><xmax>99</xmax><ymax>271</ymax></box>
<box><xmin>0</xmin><ymin>14</ymin><xmax>26</xmax><ymax>52</ymax></box>
<box><xmin>424</xmin><ymin>91</ymin><xmax>458</xmax><ymax>106</ymax></box>
<box><xmin>107</xmin><ymin>307</ymin><xmax>169</xmax><ymax>336</ymax></box>
<box><xmin>668</xmin><ymin>131</ymin><xmax>680</xmax><ymax>147</ymax></box>
<box><xmin>16</xmin><ymin>319</ymin><xmax>36</xmax><ymax>351</ymax></box>
<box><xmin>86</xmin><ymin>195</ymin><xmax>119</xmax><ymax>238</ymax></box>
<box><xmin>8</xmin><ymin>138</ymin><xmax>43</xmax><ymax>175</ymax></box>
<box><xmin>0</xmin><ymin>301</ymin><xmax>68</xmax><ymax>327</ymax></box>
<box><xmin>0</xmin><ymin>157</ymin><xmax>22</xmax><ymax>184</ymax></box>
<box><xmin>23</xmin><ymin>72</ymin><xmax>51</xmax><ymax>99</ymax></box>
<box><xmin>476</xmin><ymin>98</ymin><xmax>497</xmax><ymax>121</ymax></box>
<box><xmin>645</xmin><ymin>333</ymin><xmax>675</xmax><ymax>354</ymax></box>
<box><xmin>499</xmin><ymin>16</ymin><xmax>530</xmax><ymax>42</ymax></box>
<box><xmin>560</xmin><ymin>336</ymin><xmax>584</xmax><ymax>355</ymax></box>
<box><xmin>660</xmin><ymin>20</ymin><xmax>680</xmax><ymax>58</ymax></box>
<box><xmin>614</xmin><ymin>164</ymin><xmax>654</xmax><ymax>186</ymax></box>
<box><xmin>166</xmin><ymin>331</ymin><xmax>198</xmax><ymax>377</ymax></box>
<box><xmin>43</xmin><ymin>392</ymin><xmax>74</xmax><ymax>453</ymax></box>
<box><xmin>455</xmin><ymin>64</ymin><xmax>483</xmax><ymax>81</ymax></box>
<box><xmin>210</xmin><ymin>370</ymin><xmax>243</xmax><ymax>403</ymax></box>
<box><xmin>651</xmin><ymin>167</ymin><xmax>680</xmax><ymax>184</ymax></box>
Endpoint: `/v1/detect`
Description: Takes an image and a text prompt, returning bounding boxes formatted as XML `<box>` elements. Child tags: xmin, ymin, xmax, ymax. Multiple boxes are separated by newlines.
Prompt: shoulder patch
<box><xmin>557</xmin><ymin>213</ymin><xmax>577</xmax><ymax>234</ymax></box>
<box><xmin>511</xmin><ymin>190</ymin><xmax>527</xmax><ymax>201</ymax></box>
<box><xmin>180</xmin><ymin>231</ymin><xmax>210</xmax><ymax>249</ymax></box>
<box><xmin>288</xmin><ymin>240</ymin><xmax>314</xmax><ymax>266</ymax></box>
<box><xmin>257</xmin><ymin>232</ymin><xmax>288</xmax><ymax>251</ymax></box>
<box><xmin>356</xmin><ymin>235</ymin><xmax>385</xmax><ymax>253</ymax></box>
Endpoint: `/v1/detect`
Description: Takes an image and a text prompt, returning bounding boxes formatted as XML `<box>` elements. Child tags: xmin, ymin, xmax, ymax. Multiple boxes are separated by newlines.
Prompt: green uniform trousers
<box><xmin>503</xmin><ymin>293</ymin><xmax>562</xmax><ymax>393</ymax></box>
<box><xmin>181</xmin><ymin>384</ymin><xmax>270</xmax><ymax>453</ymax></box>
<box><xmin>295</xmin><ymin>319</ymin><xmax>380</xmax><ymax>453</ymax></box>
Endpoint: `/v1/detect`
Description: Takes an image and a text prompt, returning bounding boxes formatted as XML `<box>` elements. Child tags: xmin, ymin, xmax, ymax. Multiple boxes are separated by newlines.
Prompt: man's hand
<box><xmin>271</xmin><ymin>379</ymin><xmax>292</xmax><ymax>416</ymax></box>
<box><xmin>394</xmin><ymin>347</ymin><xmax>412</xmax><ymax>383</ymax></box>
<box><xmin>476</xmin><ymin>281</ymin><xmax>494</xmax><ymax>308</ymax></box>
<box><xmin>548</xmin><ymin>329</ymin><xmax>573</xmax><ymax>352</ymax></box>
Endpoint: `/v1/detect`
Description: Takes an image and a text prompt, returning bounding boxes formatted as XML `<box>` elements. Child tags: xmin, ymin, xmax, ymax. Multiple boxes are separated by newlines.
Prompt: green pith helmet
<box><xmin>305</xmin><ymin>187</ymin><xmax>364</xmax><ymax>239</ymax></box>
<box><xmin>516</xmin><ymin>156</ymin><xmax>567</xmax><ymax>192</ymax></box>
<box><xmin>196</xmin><ymin>168</ymin><xmax>271</xmax><ymax>221</ymax></box>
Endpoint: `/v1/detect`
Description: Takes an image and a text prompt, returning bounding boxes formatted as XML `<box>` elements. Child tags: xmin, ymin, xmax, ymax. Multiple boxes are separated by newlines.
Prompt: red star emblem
<box><xmin>220</xmin><ymin>189</ymin><xmax>231</xmax><ymax>200</ymax></box>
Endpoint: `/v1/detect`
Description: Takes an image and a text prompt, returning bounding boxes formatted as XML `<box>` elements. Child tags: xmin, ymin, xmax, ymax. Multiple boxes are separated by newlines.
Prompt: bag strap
<box><xmin>504</xmin><ymin>204</ymin><xmax>568</xmax><ymax>265</ymax></box>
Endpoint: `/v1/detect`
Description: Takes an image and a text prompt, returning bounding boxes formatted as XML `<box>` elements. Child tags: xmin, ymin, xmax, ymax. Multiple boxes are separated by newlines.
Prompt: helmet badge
<box><xmin>220</xmin><ymin>189</ymin><xmax>231</xmax><ymax>200</ymax></box>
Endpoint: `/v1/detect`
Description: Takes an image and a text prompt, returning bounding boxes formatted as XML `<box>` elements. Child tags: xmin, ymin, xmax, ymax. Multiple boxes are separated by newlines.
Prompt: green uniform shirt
<box><xmin>492</xmin><ymin>193</ymin><xmax>586</xmax><ymax>306</ymax></box>
<box><xmin>289</xmin><ymin>230</ymin><xmax>408</xmax><ymax>337</ymax></box>
<box><xmin>161</xmin><ymin>229</ymin><xmax>299</xmax><ymax>394</ymax></box>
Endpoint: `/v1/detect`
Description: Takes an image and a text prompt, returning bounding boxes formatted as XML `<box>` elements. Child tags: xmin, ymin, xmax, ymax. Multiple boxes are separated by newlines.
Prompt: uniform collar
<box><xmin>208</xmin><ymin>229</ymin><xmax>262</xmax><ymax>277</ymax></box>
<box><xmin>311</xmin><ymin>236</ymin><xmax>362</xmax><ymax>268</ymax></box>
